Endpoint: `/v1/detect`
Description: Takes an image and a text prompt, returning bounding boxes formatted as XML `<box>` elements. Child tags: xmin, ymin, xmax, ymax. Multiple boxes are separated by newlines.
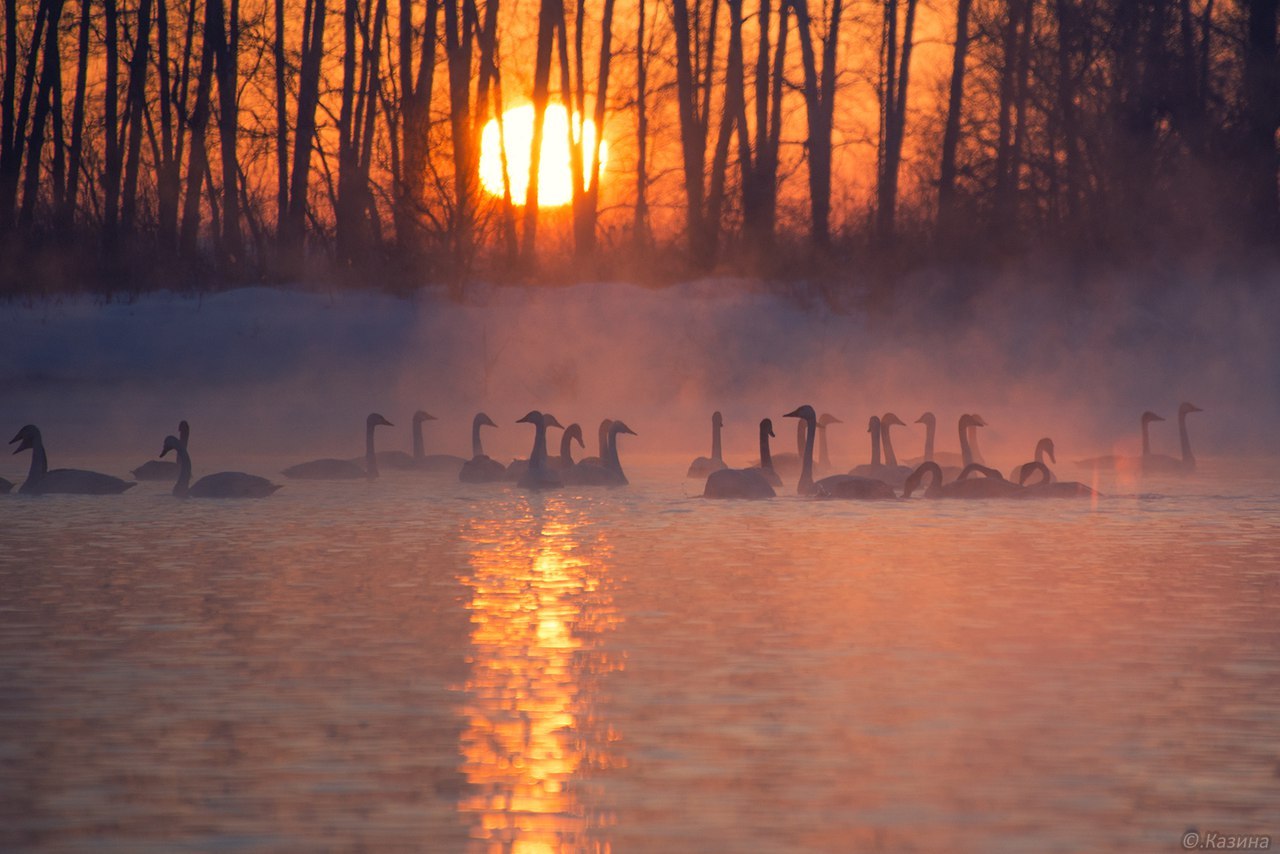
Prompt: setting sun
<box><xmin>479</xmin><ymin>104</ymin><xmax>606</xmax><ymax>207</ymax></box>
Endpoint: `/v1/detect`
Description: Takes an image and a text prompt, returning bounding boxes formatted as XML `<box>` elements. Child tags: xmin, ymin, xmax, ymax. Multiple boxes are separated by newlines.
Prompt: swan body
<box><xmin>161</xmin><ymin>435</ymin><xmax>280</xmax><ymax>498</ymax></box>
<box><xmin>703</xmin><ymin>419</ymin><xmax>779</xmax><ymax>498</ymax></box>
<box><xmin>284</xmin><ymin>413</ymin><xmax>393</xmax><ymax>479</ymax></box>
<box><xmin>0</xmin><ymin>476</ymin><xmax>11</xmax><ymax>493</ymax></box>
<box><xmin>378</xmin><ymin>410</ymin><xmax>465</xmax><ymax>473</ymax></box>
<box><xmin>687</xmin><ymin>411</ymin><xmax>727</xmax><ymax>478</ymax></box>
<box><xmin>516</xmin><ymin>411</ymin><xmax>563</xmax><ymax>491</ymax></box>
<box><xmin>10</xmin><ymin>425</ymin><xmax>135</xmax><ymax>495</ymax></box>
<box><xmin>1009</xmin><ymin>437</ymin><xmax>1058</xmax><ymax>483</ymax></box>
<box><xmin>565</xmin><ymin>420</ymin><xmax>636</xmax><ymax>487</ymax></box>
<box><xmin>786</xmin><ymin>405</ymin><xmax>895</xmax><ymax>500</ymax></box>
<box><xmin>1142</xmin><ymin>402</ymin><xmax>1202</xmax><ymax>474</ymax></box>
<box><xmin>506</xmin><ymin>415</ymin><xmax>565</xmax><ymax>481</ymax></box>
<box><xmin>1016</xmin><ymin>461</ymin><xmax>1097</xmax><ymax>498</ymax></box>
<box><xmin>459</xmin><ymin>413</ymin><xmax>507</xmax><ymax>483</ymax></box>
<box><xmin>132</xmin><ymin>420</ymin><xmax>190</xmax><ymax>480</ymax></box>
<box><xmin>903</xmin><ymin>461</ymin><xmax>1025</xmax><ymax>499</ymax></box>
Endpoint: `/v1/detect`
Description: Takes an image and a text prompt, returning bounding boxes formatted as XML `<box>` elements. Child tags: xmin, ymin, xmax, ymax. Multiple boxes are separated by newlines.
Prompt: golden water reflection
<box><xmin>458</xmin><ymin>501</ymin><xmax>623</xmax><ymax>853</ymax></box>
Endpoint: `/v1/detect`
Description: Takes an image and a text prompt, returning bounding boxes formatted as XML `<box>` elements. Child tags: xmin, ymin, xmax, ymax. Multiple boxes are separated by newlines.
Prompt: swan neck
<box><xmin>413</xmin><ymin>419</ymin><xmax>424</xmax><ymax>460</ymax></box>
<box><xmin>605</xmin><ymin>426</ymin><xmax>624</xmax><ymax>478</ymax></box>
<box><xmin>711</xmin><ymin>420</ymin><xmax>722</xmax><ymax>463</ymax></box>
<box><xmin>959</xmin><ymin>420</ymin><xmax>973</xmax><ymax>468</ymax></box>
<box><xmin>759</xmin><ymin>427</ymin><xmax>772</xmax><ymax>470</ymax></box>
<box><xmin>27</xmin><ymin>437</ymin><xmax>48</xmax><ymax>484</ymax></box>
<box><xmin>1141</xmin><ymin>419</ymin><xmax>1152</xmax><ymax>456</ymax></box>
<box><xmin>795</xmin><ymin>419</ymin><xmax>805</xmax><ymax>457</ymax></box>
<box><xmin>923</xmin><ymin>420</ymin><xmax>935</xmax><ymax>462</ymax></box>
<box><xmin>818</xmin><ymin>425</ymin><xmax>830</xmax><ymax>466</ymax></box>
<box><xmin>472</xmin><ymin>420</ymin><xmax>485</xmax><ymax>458</ymax></box>
<box><xmin>1178</xmin><ymin>411</ymin><xmax>1194</xmax><ymax>464</ymax></box>
<box><xmin>530</xmin><ymin>421</ymin><xmax>548</xmax><ymax>469</ymax></box>
<box><xmin>173</xmin><ymin>445</ymin><xmax>192</xmax><ymax>497</ymax></box>
<box><xmin>597</xmin><ymin>422</ymin><xmax>609</xmax><ymax>456</ymax></box>
<box><xmin>870</xmin><ymin>424</ymin><xmax>882</xmax><ymax>466</ymax></box>
<box><xmin>799</xmin><ymin>418</ymin><xmax>816</xmax><ymax>494</ymax></box>
<box><xmin>366</xmin><ymin>421</ymin><xmax>379</xmax><ymax>478</ymax></box>
<box><xmin>882</xmin><ymin>426</ymin><xmax>898</xmax><ymax>467</ymax></box>
<box><xmin>560</xmin><ymin>431</ymin><xmax>576</xmax><ymax>466</ymax></box>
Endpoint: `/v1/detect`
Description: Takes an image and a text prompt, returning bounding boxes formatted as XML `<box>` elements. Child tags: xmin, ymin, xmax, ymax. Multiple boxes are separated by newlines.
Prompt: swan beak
<box><xmin>1186</xmin><ymin>403</ymin><xmax>1203</xmax><ymax>413</ymax></box>
<box><xmin>479</xmin><ymin>414</ymin><xmax>497</xmax><ymax>428</ymax></box>
<box><xmin>415</xmin><ymin>411</ymin><xmax>437</xmax><ymax>422</ymax></box>
<box><xmin>914</xmin><ymin>415</ymin><xmax>928</xmax><ymax>424</ymax></box>
<box><xmin>544</xmin><ymin>415</ymin><xmax>565</xmax><ymax>430</ymax></box>
<box><xmin>516</xmin><ymin>411</ymin><xmax>538</xmax><ymax>425</ymax></box>
<box><xmin>11</xmin><ymin>438</ymin><xmax>30</xmax><ymax>453</ymax></box>
<box><xmin>160</xmin><ymin>446</ymin><xmax>171</xmax><ymax>458</ymax></box>
<box><xmin>783</xmin><ymin>407</ymin><xmax>804</xmax><ymax>419</ymax></box>
<box><xmin>767</xmin><ymin>426</ymin><xmax>776</xmax><ymax>438</ymax></box>
<box><xmin>971</xmin><ymin>414</ymin><xmax>987</xmax><ymax>426</ymax></box>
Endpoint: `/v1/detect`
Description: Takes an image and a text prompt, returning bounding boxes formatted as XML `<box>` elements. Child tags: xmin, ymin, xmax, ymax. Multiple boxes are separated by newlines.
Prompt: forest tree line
<box><xmin>0</xmin><ymin>0</ymin><xmax>1277</xmax><ymax>295</ymax></box>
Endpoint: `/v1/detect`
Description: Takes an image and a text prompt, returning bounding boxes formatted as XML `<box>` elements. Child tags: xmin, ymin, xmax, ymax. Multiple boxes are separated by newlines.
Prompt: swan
<box><xmin>902</xmin><ymin>461</ymin><xmax>1025</xmax><ymax>499</ymax></box>
<box><xmin>1076</xmin><ymin>411</ymin><xmax>1164</xmax><ymax>471</ymax></box>
<box><xmin>687</xmin><ymin>411</ymin><xmax>727</xmax><ymax>478</ymax></box>
<box><xmin>564</xmin><ymin>420</ymin><xmax>637</xmax><ymax>486</ymax></box>
<box><xmin>903</xmin><ymin>411</ymin><xmax>967</xmax><ymax>470</ymax></box>
<box><xmin>1015</xmin><ymin>460</ymin><xmax>1097</xmax><ymax>498</ymax></box>
<box><xmin>459</xmin><ymin>412</ymin><xmax>507</xmax><ymax>483</ymax></box>
<box><xmin>814</xmin><ymin>413</ymin><xmax>843</xmax><ymax>476</ymax></box>
<box><xmin>577</xmin><ymin>419</ymin><xmax>613</xmax><ymax>467</ymax></box>
<box><xmin>703</xmin><ymin>418</ymin><xmax>779</xmax><ymax>499</ymax></box>
<box><xmin>849</xmin><ymin>416</ymin><xmax>884</xmax><ymax>478</ymax></box>
<box><xmin>378</xmin><ymin>410</ymin><xmax>467</xmax><ymax>473</ymax></box>
<box><xmin>1143</xmin><ymin>402</ymin><xmax>1203</xmax><ymax>473</ymax></box>
<box><xmin>283</xmin><ymin>413</ymin><xmax>393</xmax><ymax>479</ymax></box>
<box><xmin>848</xmin><ymin>415</ymin><xmax>911</xmax><ymax>486</ymax></box>
<box><xmin>1008</xmin><ymin>437</ymin><xmax>1057</xmax><ymax>482</ymax></box>
<box><xmin>762</xmin><ymin>419</ymin><xmax>805</xmax><ymax>479</ymax></box>
<box><xmin>0</xmin><ymin>476</ymin><xmax>11</xmax><ymax>493</ymax></box>
<box><xmin>506</xmin><ymin>414</ymin><xmax>564</xmax><ymax>481</ymax></box>
<box><xmin>132</xmin><ymin>420</ymin><xmax>189</xmax><ymax>480</ymax></box>
<box><xmin>515</xmin><ymin>411</ymin><xmax>564</xmax><ymax>491</ymax></box>
<box><xmin>160</xmin><ymin>434</ymin><xmax>280</xmax><ymax>498</ymax></box>
<box><xmin>554</xmin><ymin>423</ymin><xmax>585</xmax><ymax>470</ymax></box>
<box><xmin>785</xmin><ymin>405</ymin><xmax>896</xmax><ymax>499</ymax></box>
<box><xmin>10</xmin><ymin>424</ymin><xmax>135</xmax><ymax>494</ymax></box>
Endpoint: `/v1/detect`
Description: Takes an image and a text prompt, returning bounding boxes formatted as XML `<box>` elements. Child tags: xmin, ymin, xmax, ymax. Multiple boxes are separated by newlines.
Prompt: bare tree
<box><xmin>793</xmin><ymin>0</ymin><xmax>844</xmax><ymax>247</ymax></box>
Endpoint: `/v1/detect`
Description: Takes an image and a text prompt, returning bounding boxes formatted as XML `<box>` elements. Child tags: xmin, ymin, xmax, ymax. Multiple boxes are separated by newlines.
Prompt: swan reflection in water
<box><xmin>457</xmin><ymin>502</ymin><xmax>623</xmax><ymax>852</ymax></box>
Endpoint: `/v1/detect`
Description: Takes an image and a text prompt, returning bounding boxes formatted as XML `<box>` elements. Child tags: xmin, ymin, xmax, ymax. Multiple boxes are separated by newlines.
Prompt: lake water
<box><xmin>2</xmin><ymin>458</ymin><xmax>1278</xmax><ymax>852</ymax></box>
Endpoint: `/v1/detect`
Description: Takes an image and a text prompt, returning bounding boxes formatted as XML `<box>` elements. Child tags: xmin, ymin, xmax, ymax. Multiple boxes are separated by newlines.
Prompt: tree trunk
<box><xmin>793</xmin><ymin>0</ymin><xmax>843</xmax><ymax>248</ymax></box>
<box><xmin>60</xmin><ymin>0</ymin><xmax>90</xmax><ymax>230</ymax></box>
<box><xmin>103</xmin><ymin>0</ymin><xmax>121</xmax><ymax>246</ymax></box>
<box><xmin>633</xmin><ymin>0</ymin><xmax>649</xmax><ymax>248</ymax></box>
<box><xmin>444</xmin><ymin>0</ymin><xmax>477</xmax><ymax>273</ymax></box>
<box><xmin>179</xmin><ymin>0</ymin><xmax>216</xmax><ymax>258</ymax></box>
<box><xmin>521</xmin><ymin>0</ymin><xmax>555</xmax><ymax>261</ymax></box>
<box><xmin>671</xmin><ymin>0</ymin><xmax>712</xmax><ymax>261</ymax></box>
<box><xmin>937</xmin><ymin>0</ymin><xmax>972</xmax><ymax>235</ymax></box>
<box><xmin>19</xmin><ymin>0</ymin><xmax>65</xmax><ymax>227</ymax></box>
<box><xmin>397</xmin><ymin>0</ymin><xmax>440</xmax><ymax>257</ymax></box>
<box><xmin>877</xmin><ymin>0</ymin><xmax>918</xmax><ymax>243</ymax></box>
<box><xmin>120</xmin><ymin>0</ymin><xmax>153</xmax><ymax>233</ymax></box>
<box><xmin>283</xmin><ymin>0</ymin><xmax>326</xmax><ymax>264</ymax></box>
<box><xmin>1243</xmin><ymin>0</ymin><xmax>1279</xmax><ymax>234</ymax></box>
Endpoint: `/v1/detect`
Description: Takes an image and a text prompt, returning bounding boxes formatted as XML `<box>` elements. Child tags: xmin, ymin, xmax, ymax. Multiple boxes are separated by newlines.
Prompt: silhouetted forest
<box><xmin>0</xmin><ymin>0</ymin><xmax>1276</xmax><ymax>296</ymax></box>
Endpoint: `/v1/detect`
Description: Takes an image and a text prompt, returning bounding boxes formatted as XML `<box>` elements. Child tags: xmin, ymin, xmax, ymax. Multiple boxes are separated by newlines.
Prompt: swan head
<box><xmin>958</xmin><ymin>413</ymin><xmax>984</xmax><ymax>431</ymax></box>
<box><xmin>160</xmin><ymin>435</ymin><xmax>183</xmax><ymax>457</ymax></box>
<box><xmin>178</xmin><ymin>420</ymin><xmax>190</xmax><ymax>442</ymax></box>
<box><xmin>711</xmin><ymin>411</ymin><xmax>723</xmax><ymax>427</ymax></box>
<box><xmin>413</xmin><ymin>410</ymin><xmax>436</xmax><ymax>423</ymax></box>
<box><xmin>9</xmin><ymin>424</ymin><xmax>39</xmax><ymax>454</ymax></box>
<box><xmin>818</xmin><ymin>413</ymin><xmax>842</xmax><ymax>427</ymax></box>
<box><xmin>1036</xmin><ymin>437</ymin><xmax>1057</xmax><ymax>464</ymax></box>
<box><xmin>968</xmin><ymin>413</ymin><xmax>987</xmax><ymax>427</ymax></box>
<box><xmin>1179</xmin><ymin>402</ymin><xmax>1203</xmax><ymax>417</ymax></box>
<box><xmin>881</xmin><ymin>412</ymin><xmax>906</xmax><ymax>429</ymax></box>
<box><xmin>475</xmin><ymin>412</ymin><xmax>497</xmax><ymax>430</ymax></box>
<box><xmin>866</xmin><ymin>415</ymin><xmax>881</xmax><ymax>433</ymax></box>
<box><xmin>611</xmin><ymin>420</ymin><xmax>637</xmax><ymax>437</ymax></box>
<box><xmin>784</xmin><ymin>405</ymin><xmax>816</xmax><ymax>423</ymax></box>
<box><xmin>543</xmin><ymin>414</ymin><xmax>565</xmax><ymax>430</ymax></box>
<box><xmin>564</xmin><ymin>423</ymin><xmax>585</xmax><ymax>447</ymax></box>
<box><xmin>516</xmin><ymin>410</ymin><xmax>543</xmax><ymax>426</ymax></box>
<box><xmin>915</xmin><ymin>412</ymin><xmax>935</xmax><ymax>427</ymax></box>
<box><xmin>368</xmin><ymin>413</ymin><xmax>393</xmax><ymax>428</ymax></box>
<box><xmin>760</xmin><ymin>418</ymin><xmax>775</xmax><ymax>438</ymax></box>
<box><xmin>902</xmin><ymin>461</ymin><xmax>941</xmax><ymax>498</ymax></box>
<box><xmin>1141</xmin><ymin>411</ymin><xmax>1165</xmax><ymax>424</ymax></box>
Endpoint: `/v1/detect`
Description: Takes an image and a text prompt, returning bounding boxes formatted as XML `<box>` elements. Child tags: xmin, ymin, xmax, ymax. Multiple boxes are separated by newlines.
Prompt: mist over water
<box><xmin>1</xmin><ymin>271</ymin><xmax>1276</xmax><ymax>475</ymax></box>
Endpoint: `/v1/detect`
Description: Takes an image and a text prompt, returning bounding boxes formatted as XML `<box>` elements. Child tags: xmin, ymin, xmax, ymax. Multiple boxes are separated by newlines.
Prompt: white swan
<box><xmin>283</xmin><ymin>413</ymin><xmax>393</xmax><ymax>479</ymax></box>
<box><xmin>763</xmin><ymin>419</ymin><xmax>805</xmax><ymax>479</ymax></box>
<box><xmin>565</xmin><ymin>420</ymin><xmax>636</xmax><ymax>486</ymax></box>
<box><xmin>554</xmin><ymin>423</ymin><xmax>585</xmax><ymax>470</ymax></box>
<box><xmin>1143</xmin><ymin>402</ymin><xmax>1203</xmax><ymax>473</ymax></box>
<box><xmin>10</xmin><ymin>424</ymin><xmax>135</xmax><ymax>494</ymax></box>
<box><xmin>506</xmin><ymin>413</ymin><xmax>564</xmax><ymax>481</ymax></box>
<box><xmin>1015</xmin><ymin>460</ymin><xmax>1097</xmax><ymax>498</ymax></box>
<box><xmin>459</xmin><ymin>412</ymin><xmax>507</xmax><ymax>483</ymax></box>
<box><xmin>849</xmin><ymin>414</ymin><xmax>910</xmax><ymax>485</ymax></box>
<box><xmin>703</xmin><ymin>418</ymin><xmax>779</xmax><ymax>499</ymax></box>
<box><xmin>376</xmin><ymin>410</ymin><xmax>467</xmax><ymax>473</ymax></box>
<box><xmin>160</xmin><ymin>434</ymin><xmax>280</xmax><ymax>498</ymax></box>
<box><xmin>687</xmin><ymin>411</ymin><xmax>727</xmax><ymax>478</ymax></box>
<box><xmin>785</xmin><ymin>405</ymin><xmax>896</xmax><ymax>499</ymax></box>
<box><xmin>516</xmin><ymin>411</ymin><xmax>563</xmax><ymax>491</ymax></box>
<box><xmin>132</xmin><ymin>420</ymin><xmax>189</xmax><ymax>480</ymax></box>
<box><xmin>1008</xmin><ymin>437</ymin><xmax>1057</xmax><ymax>482</ymax></box>
<box><xmin>1076</xmin><ymin>410</ymin><xmax>1163</xmax><ymax>471</ymax></box>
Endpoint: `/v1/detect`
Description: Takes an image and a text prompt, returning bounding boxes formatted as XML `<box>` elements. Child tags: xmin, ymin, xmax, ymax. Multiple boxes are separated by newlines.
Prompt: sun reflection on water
<box><xmin>457</xmin><ymin>500</ymin><xmax>623</xmax><ymax>853</ymax></box>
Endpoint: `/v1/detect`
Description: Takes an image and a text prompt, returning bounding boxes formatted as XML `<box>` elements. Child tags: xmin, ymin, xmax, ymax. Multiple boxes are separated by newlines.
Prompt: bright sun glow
<box><xmin>479</xmin><ymin>104</ymin><xmax>606</xmax><ymax>207</ymax></box>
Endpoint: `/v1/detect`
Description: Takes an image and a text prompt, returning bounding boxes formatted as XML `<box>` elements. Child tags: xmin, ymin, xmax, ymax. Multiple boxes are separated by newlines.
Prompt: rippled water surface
<box><xmin>3</xmin><ymin>459</ymin><xmax>1279</xmax><ymax>852</ymax></box>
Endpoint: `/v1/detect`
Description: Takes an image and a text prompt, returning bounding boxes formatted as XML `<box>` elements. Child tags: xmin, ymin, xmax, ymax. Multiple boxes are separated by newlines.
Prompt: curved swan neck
<box><xmin>759</xmin><ymin>425</ymin><xmax>773</xmax><ymax>470</ymax></box>
<box><xmin>173</xmin><ymin>444</ymin><xmax>192</xmax><ymax>497</ymax></box>
<box><xmin>26</xmin><ymin>434</ymin><xmax>48</xmax><ymax>484</ymax></box>
<box><xmin>881</xmin><ymin>423</ymin><xmax>898</xmax><ymax>467</ymax></box>
<box><xmin>471</xmin><ymin>418</ymin><xmax>486</xmax><ymax>458</ymax></box>
<box><xmin>559</xmin><ymin>430</ymin><xmax>577</xmax><ymax>465</ymax></box>
<box><xmin>597</xmin><ymin>420</ymin><xmax>611</xmax><ymax>457</ymax></box>
<box><xmin>365</xmin><ymin>420</ymin><xmax>379</xmax><ymax>478</ymax></box>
